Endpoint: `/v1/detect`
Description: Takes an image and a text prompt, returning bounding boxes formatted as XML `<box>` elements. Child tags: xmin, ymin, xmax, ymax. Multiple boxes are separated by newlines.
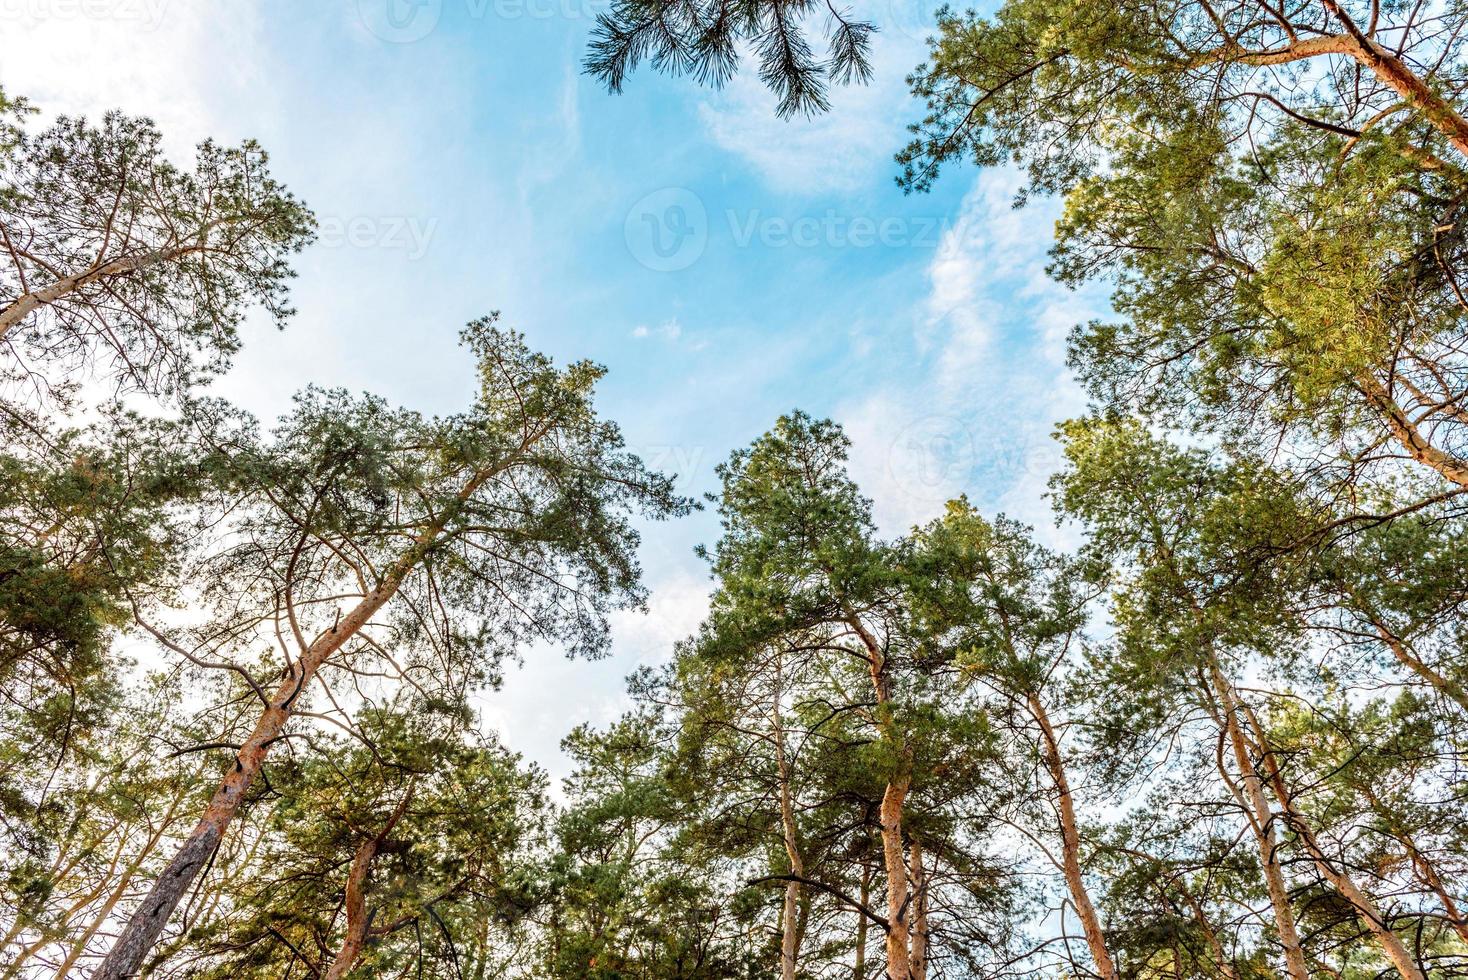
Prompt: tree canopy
<box><xmin>7</xmin><ymin>5</ymin><xmax>1468</xmax><ymax>974</ymax></box>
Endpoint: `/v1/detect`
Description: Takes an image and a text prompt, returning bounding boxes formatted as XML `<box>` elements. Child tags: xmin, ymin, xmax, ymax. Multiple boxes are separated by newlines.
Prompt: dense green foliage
<box><xmin>5</xmin><ymin>1</ymin><xmax>1468</xmax><ymax>975</ymax></box>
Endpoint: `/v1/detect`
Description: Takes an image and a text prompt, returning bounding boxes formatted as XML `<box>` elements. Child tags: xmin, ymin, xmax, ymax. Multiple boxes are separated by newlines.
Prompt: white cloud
<box><xmin>3</xmin><ymin>3</ymin><xmax>270</xmax><ymax>156</ymax></box>
<box><xmin>474</xmin><ymin>567</ymin><xmax>712</xmax><ymax>790</ymax></box>
<box><xmin>839</xmin><ymin>167</ymin><xmax>1105</xmax><ymax>540</ymax></box>
<box><xmin>608</xmin><ymin>567</ymin><xmax>712</xmax><ymax>661</ymax></box>
<box><xmin>631</xmin><ymin>317</ymin><xmax>683</xmax><ymax>342</ymax></box>
<box><xmin>516</xmin><ymin>64</ymin><xmax>583</xmax><ymax>202</ymax></box>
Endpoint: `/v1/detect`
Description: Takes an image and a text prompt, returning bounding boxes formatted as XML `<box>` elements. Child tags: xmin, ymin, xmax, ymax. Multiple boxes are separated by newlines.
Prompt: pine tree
<box><xmin>0</xmin><ymin>93</ymin><xmax>313</xmax><ymax>412</ymax></box>
<box><xmin>93</xmin><ymin>320</ymin><xmax>690</xmax><ymax>979</ymax></box>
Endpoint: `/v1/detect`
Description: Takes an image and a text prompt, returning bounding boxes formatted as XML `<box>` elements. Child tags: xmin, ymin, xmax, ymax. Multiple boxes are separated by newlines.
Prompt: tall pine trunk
<box><xmin>847</xmin><ymin>610</ymin><xmax>915</xmax><ymax>980</ymax></box>
<box><xmin>879</xmin><ymin>776</ymin><xmax>912</xmax><ymax>980</ymax></box>
<box><xmin>94</xmin><ymin>456</ymin><xmax>509</xmax><ymax>979</ymax></box>
<box><xmin>853</xmin><ymin>862</ymin><xmax>871</xmax><ymax>980</ymax></box>
<box><xmin>1206</xmin><ymin>666</ymin><xmax>1312</xmax><ymax>980</ymax></box>
<box><xmin>908</xmin><ymin>837</ymin><xmax>927</xmax><ymax>980</ymax></box>
<box><xmin>1235</xmin><ymin>697</ymin><xmax>1426</xmax><ymax>980</ymax></box>
<box><xmin>773</xmin><ymin>649</ymin><xmax>804</xmax><ymax>980</ymax></box>
<box><xmin>1027</xmin><ymin>693</ymin><xmax>1118</xmax><ymax>980</ymax></box>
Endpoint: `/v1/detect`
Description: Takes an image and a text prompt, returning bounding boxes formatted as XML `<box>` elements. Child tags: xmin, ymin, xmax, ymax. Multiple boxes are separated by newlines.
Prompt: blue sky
<box><xmin>8</xmin><ymin>0</ymin><xmax>1105</xmax><ymax>781</ymax></box>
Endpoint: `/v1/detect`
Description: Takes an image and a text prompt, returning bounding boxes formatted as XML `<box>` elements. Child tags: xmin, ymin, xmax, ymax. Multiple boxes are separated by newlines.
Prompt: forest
<box><xmin>3</xmin><ymin>0</ymin><xmax>1468</xmax><ymax>977</ymax></box>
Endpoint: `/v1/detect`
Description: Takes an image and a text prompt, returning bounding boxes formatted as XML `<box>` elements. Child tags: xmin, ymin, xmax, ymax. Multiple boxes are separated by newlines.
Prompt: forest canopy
<box><xmin>4</xmin><ymin>0</ymin><xmax>1468</xmax><ymax>976</ymax></box>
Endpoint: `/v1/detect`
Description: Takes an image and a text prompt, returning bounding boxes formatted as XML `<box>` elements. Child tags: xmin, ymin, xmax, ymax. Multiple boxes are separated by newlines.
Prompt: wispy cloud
<box><xmin>632</xmin><ymin>317</ymin><xmax>682</xmax><ymax>341</ymax></box>
<box><xmin>838</xmin><ymin>168</ymin><xmax>1104</xmax><ymax>544</ymax></box>
<box><xmin>695</xmin><ymin>32</ymin><xmax>923</xmax><ymax>196</ymax></box>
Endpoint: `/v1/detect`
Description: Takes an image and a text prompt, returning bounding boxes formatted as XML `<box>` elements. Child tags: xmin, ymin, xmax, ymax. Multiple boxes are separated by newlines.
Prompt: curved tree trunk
<box><xmin>1205</xmin><ymin>667</ymin><xmax>1311</xmax><ymax>980</ymax></box>
<box><xmin>93</xmin><ymin>456</ymin><xmax>511</xmax><ymax>979</ymax></box>
<box><xmin>1235</xmin><ymin>698</ymin><xmax>1426</xmax><ymax>980</ymax></box>
<box><xmin>1027</xmin><ymin>693</ymin><xmax>1119</xmax><ymax>980</ymax></box>
<box><xmin>324</xmin><ymin>787</ymin><xmax>414</xmax><ymax>980</ymax></box>
<box><xmin>1318</xmin><ymin>0</ymin><xmax>1468</xmax><ymax>159</ymax></box>
<box><xmin>1351</xmin><ymin>601</ymin><xmax>1468</xmax><ymax>714</ymax></box>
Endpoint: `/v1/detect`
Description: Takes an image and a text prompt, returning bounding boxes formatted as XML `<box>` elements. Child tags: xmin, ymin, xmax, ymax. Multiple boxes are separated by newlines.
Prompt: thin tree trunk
<box><xmin>324</xmin><ymin>787</ymin><xmax>414</xmax><ymax>980</ymax></box>
<box><xmin>0</xmin><ymin>236</ymin><xmax>216</xmax><ymax>340</ymax></box>
<box><xmin>94</xmin><ymin>455</ymin><xmax>512</xmax><ymax>980</ymax></box>
<box><xmin>879</xmin><ymin>776</ymin><xmax>912</xmax><ymax>980</ymax></box>
<box><xmin>908</xmin><ymin>837</ymin><xmax>927</xmax><ymax>980</ymax></box>
<box><xmin>53</xmin><ymin>792</ymin><xmax>186</xmax><ymax>979</ymax></box>
<box><xmin>4</xmin><ymin>835</ymin><xmax>130</xmax><ymax>978</ymax></box>
<box><xmin>845</xmin><ymin>610</ymin><xmax>913</xmax><ymax>980</ymax></box>
<box><xmin>1207</xmin><ymin>667</ymin><xmax>1312</xmax><ymax>980</ymax></box>
<box><xmin>1144</xmin><ymin>521</ymin><xmax>1308</xmax><ymax>980</ymax></box>
<box><xmin>853</xmin><ymin>863</ymin><xmax>871</xmax><ymax>980</ymax></box>
<box><xmin>1184</xmin><ymin>892</ymin><xmax>1236</xmax><ymax>980</ymax></box>
<box><xmin>1407</xmin><ymin>844</ymin><xmax>1468</xmax><ymax>946</ymax></box>
<box><xmin>1358</xmin><ymin>373</ymin><xmax>1468</xmax><ymax>488</ymax></box>
<box><xmin>773</xmin><ymin>648</ymin><xmax>804</xmax><ymax>980</ymax></box>
<box><xmin>0</xmin><ymin>800</ymin><xmax>122</xmax><ymax>977</ymax></box>
<box><xmin>1361</xmin><ymin>783</ymin><xmax>1468</xmax><ymax>948</ymax></box>
<box><xmin>1354</xmin><ymin>604</ymin><xmax>1468</xmax><ymax>713</ymax></box>
<box><xmin>1028</xmin><ymin>693</ymin><xmax>1118</xmax><ymax>980</ymax></box>
<box><xmin>1236</xmin><ymin>700</ymin><xmax>1426</xmax><ymax>980</ymax></box>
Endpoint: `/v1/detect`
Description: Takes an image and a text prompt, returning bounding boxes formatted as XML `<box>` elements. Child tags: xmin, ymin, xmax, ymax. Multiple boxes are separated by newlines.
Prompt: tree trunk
<box><xmin>1317</xmin><ymin>0</ymin><xmax>1468</xmax><ymax>159</ymax></box>
<box><xmin>879</xmin><ymin>776</ymin><xmax>912</xmax><ymax>980</ymax></box>
<box><xmin>1184</xmin><ymin>891</ymin><xmax>1236</xmax><ymax>980</ymax></box>
<box><xmin>908</xmin><ymin>837</ymin><xmax>927</xmax><ymax>980</ymax></box>
<box><xmin>54</xmin><ymin>793</ymin><xmax>187</xmax><ymax>979</ymax></box>
<box><xmin>1028</xmin><ymin>693</ymin><xmax>1119</xmax><ymax>980</ymax></box>
<box><xmin>5</xmin><ymin>836</ymin><xmax>129</xmax><ymax>979</ymax></box>
<box><xmin>1407</xmin><ymin>844</ymin><xmax>1468</xmax><ymax>946</ymax></box>
<box><xmin>773</xmin><ymin>651</ymin><xmax>804</xmax><ymax>980</ymax></box>
<box><xmin>780</xmin><ymin>879</ymin><xmax>801</xmax><ymax>980</ymax></box>
<box><xmin>93</xmin><ymin>457</ymin><xmax>508</xmax><ymax>980</ymax></box>
<box><xmin>0</xmin><ymin>239</ymin><xmax>211</xmax><ymax>340</ymax></box>
<box><xmin>845</xmin><ymin>610</ymin><xmax>914</xmax><ymax>980</ymax></box>
<box><xmin>853</xmin><ymin>863</ymin><xmax>871</xmax><ymax>980</ymax></box>
<box><xmin>324</xmin><ymin>787</ymin><xmax>414</xmax><ymax>980</ymax></box>
<box><xmin>1236</xmin><ymin>699</ymin><xmax>1427</xmax><ymax>980</ymax></box>
<box><xmin>1363</xmin><ymin>788</ymin><xmax>1468</xmax><ymax>948</ymax></box>
<box><xmin>1355</xmin><ymin>604</ymin><xmax>1468</xmax><ymax>714</ymax></box>
<box><xmin>1357</xmin><ymin>372</ymin><xmax>1468</xmax><ymax>488</ymax></box>
<box><xmin>1207</xmin><ymin>667</ymin><xmax>1312</xmax><ymax>980</ymax></box>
